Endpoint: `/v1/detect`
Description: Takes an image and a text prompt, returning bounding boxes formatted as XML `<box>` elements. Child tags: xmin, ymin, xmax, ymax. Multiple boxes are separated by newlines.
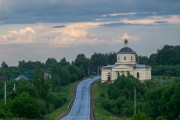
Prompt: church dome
<box><xmin>117</xmin><ymin>39</ymin><xmax>136</xmax><ymax>54</ymax></box>
<box><xmin>118</xmin><ymin>47</ymin><xmax>134</xmax><ymax>53</ymax></box>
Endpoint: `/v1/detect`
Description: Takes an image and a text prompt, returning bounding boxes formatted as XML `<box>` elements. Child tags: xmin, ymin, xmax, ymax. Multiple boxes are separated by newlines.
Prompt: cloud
<box><xmin>120</xmin><ymin>15</ymin><xmax>180</xmax><ymax>25</ymax></box>
<box><xmin>50</xmin><ymin>22</ymin><xmax>106</xmax><ymax>46</ymax></box>
<box><xmin>0</xmin><ymin>0</ymin><xmax>180</xmax><ymax>24</ymax></box>
<box><xmin>112</xmin><ymin>33</ymin><xmax>139</xmax><ymax>43</ymax></box>
<box><xmin>0</xmin><ymin>22</ymin><xmax>109</xmax><ymax>46</ymax></box>
<box><xmin>0</xmin><ymin>27</ymin><xmax>36</xmax><ymax>44</ymax></box>
<box><xmin>164</xmin><ymin>15</ymin><xmax>180</xmax><ymax>24</ymax></box>
<box><xmin>102</xmin><ymin>12</ymin><xmax>137</xmax><ymax>17</ymax></box>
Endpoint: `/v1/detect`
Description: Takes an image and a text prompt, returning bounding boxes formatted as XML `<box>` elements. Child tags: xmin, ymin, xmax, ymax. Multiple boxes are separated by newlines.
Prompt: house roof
<box><xmin>102</xmin><ymin>64</ymin><xmax>151</xmax><ymax>70</ymax></box>
<box><xmin>134</xmin><ymin>64</ymin><xmax>151</xmax><ymax>68</ymax></box>
<box><xmin>102</xmin><ymin>64</ymin><xmax>117</xmax><ymax>69</ymax></box>
<box><xmin>0</xmin><ymin>76</ymin><xmax>8</xmax><ymax>81</ymax></box>
<box><xmin>15</xmin><ymin>75</ymin><xmax>29</xmax><ymax>80</ymax></box>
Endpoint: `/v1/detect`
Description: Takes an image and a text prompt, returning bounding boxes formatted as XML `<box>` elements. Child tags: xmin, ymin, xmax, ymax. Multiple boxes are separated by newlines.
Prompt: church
<box><xmin>101</xmin><ymin>39</ymin><xmax>151</xmax><ymax>83</ymax></box>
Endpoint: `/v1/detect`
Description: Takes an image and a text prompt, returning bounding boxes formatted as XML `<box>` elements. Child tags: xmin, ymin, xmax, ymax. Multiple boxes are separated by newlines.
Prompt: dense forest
<box><xmin>0</xmin><ymin>44</ymin><xmax>179</xmax><ymax>119</ymax></box>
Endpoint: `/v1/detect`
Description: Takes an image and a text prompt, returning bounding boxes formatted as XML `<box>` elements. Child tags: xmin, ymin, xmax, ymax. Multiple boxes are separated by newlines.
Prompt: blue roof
<box><xmin>134</xmin><ymin>64</ymin><xmax>150</xmax><ymax>68</ymax></box>
<box><xmin>102</xmin><ymin>64</ymin><xmax>116</xmax><ymax>69</ymax></box>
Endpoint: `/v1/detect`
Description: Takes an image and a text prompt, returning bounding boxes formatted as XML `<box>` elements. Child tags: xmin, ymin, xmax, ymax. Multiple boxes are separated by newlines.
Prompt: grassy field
<box><xmin>92</xmin><ymin>80</ymin><xmax>129</xmax><ymax>120</ymax></box>
<box><xmin>45</xmin><ymin>81</ymin><xmax>78</xmax><ymax>120</ymax></box>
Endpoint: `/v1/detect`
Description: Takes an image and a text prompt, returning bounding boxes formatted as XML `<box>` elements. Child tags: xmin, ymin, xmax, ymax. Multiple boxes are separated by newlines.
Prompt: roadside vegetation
<box><xmin>93</xmin><ymin>45</ymin><xmax>180</xmax><ymax>120</ymax></box>
<box><xmin>0</xmin><ymin>44</ymin><xmax>179</xmax><ymax>119</ymax></box>
<box><xmin>0</xmin><ymin>53</ymin><xmax>116</xmax><ymax>119</ymax></box>
<box><xmin>45</xmin><ymin>81</ymin><xmax>77</xmax><ymax>120</ymax></box>
<box><xmin>93</xmin><ymin>80</ymin><xmax>129</xmax><ymax>120</ymax></box>
<box><xmin>93</xmin><ymin>76</ymin><xmax>180</xmax><ymax>120</ymax></box>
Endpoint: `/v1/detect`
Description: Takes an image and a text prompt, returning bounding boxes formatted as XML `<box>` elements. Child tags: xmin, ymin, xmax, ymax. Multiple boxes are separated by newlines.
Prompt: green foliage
<box><xmin>149</xmin><ymin>45</ymin><xmax>180</xmax><ymax>66</ymax></box>
<box><xmin>0</xmin><ymin>44</ymin><xmax>180</xmax><ymax>119</ymax></box>
<box><xmin>156</xmin><ymin>116</ymin><xmax>166</xmax><ymax>120</ymax></box>
<box><xmin>138</xmin><ymin>45</ymin><xmax>180</xmax><ymax>76</ymax></box>
<box><xmin>131</xmin><ymin>112</ymin><xmax>148</xmax><ymax>120</ymax></box>
<box><xmin>102</xmin><ymin>76</ymin><xmax>143</xmax><ymax>117</ymax></box>
<box><xmin>144</xmin><ymin>80</ymin><xmax>180</xmax><ymax>120</ymax></box>
<box><xmin>99</xmin><ymin>76</ymin><xmax>180</xmax><ymax>119</ymax></box>
<box><xmin>90</xmin><ymin>52</ymin><xmax>116</xmax><ymax>74</ymax></box>
<box><xmin>11</xmin><ymin>92</ymin><xmax>41</xmax><ymax>118</ymax></box>
<box><xmin>33</xmin><ymin>68</ymin><xmax>50</xmax><ymax>100</ymax></box>
<box><xmin>1</xmin><ymin>61</ymin><xmax>8</xmax><ymax>69</ymax></box>
<box><xmin>45</xmin><ymin>58</ymin><xmax>58</xmax><ymax>69</ymax></box>
<box><xmin>0</xmin><ymin>100</ymin><xmax>13</xmax><ymax>119</ymax></box>
<box><xmin>152</xmin><ymin>65</ymin><xmax>180</xmax><ymax>76</ymax></box>
<box><xmin>74</xmin><ymin>54</ymin><xmax>90</xmax><ymax>75</ymax></box>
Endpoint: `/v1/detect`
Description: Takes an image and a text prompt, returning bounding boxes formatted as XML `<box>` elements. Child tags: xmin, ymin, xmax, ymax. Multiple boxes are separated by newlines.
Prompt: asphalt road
<box><xmin>61</xmin><ymin>76</ymin><xmax>101</xmax><ymax>120</ymax></box>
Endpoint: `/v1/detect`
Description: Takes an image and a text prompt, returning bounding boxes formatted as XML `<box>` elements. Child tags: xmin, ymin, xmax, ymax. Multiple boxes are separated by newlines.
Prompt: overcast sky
<box><xmin>0</xmin><ymin>0</ymin><xmax>180</xmax><ymax>66</ymax></box>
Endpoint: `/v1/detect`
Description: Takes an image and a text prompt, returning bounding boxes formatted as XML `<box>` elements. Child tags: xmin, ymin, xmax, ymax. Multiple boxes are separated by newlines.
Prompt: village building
<box><xmin>101</xmin><ymin>39</ymin><xmax>151</xmax><ymax>83</ymax></box>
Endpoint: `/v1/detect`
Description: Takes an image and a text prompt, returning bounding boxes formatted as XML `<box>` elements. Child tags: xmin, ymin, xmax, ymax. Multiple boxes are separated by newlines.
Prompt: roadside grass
<box><xmin>93</xmin><ymin>80</ymin><xmax>129</xmax><ymax>120</ymax></box>
<box><xmin>45</xmin><ymin>81</ymin><xmax>78</xmax><ymax>120</ymax></box>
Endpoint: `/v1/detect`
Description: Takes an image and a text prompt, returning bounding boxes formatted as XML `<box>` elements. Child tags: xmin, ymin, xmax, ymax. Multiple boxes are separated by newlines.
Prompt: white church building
<box><xmin>101</xmin><ymin>39</ymin><xmax>151</xmax><ymax>83</ymax></box>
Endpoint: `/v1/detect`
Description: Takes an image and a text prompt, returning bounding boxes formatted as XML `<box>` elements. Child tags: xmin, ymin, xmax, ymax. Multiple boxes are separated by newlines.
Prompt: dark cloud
<box><xmin>51</xmin><ymin>25</ymin><xmax>65</xmax><ymax>28</ymax></box>
<box><xmin>0</xmin><ymin>0</ymin><xmax>180</xmax><ymax>24</ymax></box>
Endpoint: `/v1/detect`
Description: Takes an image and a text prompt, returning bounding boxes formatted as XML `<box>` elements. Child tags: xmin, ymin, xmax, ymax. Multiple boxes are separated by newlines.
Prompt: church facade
<box><xmin>101</xmin><ymin>39</ymin><xmax>151</xmax><ymax>83</ymax></box>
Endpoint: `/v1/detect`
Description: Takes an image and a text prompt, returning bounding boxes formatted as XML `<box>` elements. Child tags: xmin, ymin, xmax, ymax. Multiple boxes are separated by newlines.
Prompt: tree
<box><xmin>74</xmin><ymin>54</ymin><xmax>89</xmax><ymax>75</ymax></box>
<box><xmin>11</xmin><ymin>93</ymin><xmax>41</xmax><ymax>118</ymax></box>
<box><xmin>33</xmin><ymin>68</ymin><xmax>50</xmax><ymax>100</ymax></box>
<box><xmin>45</xmin><ymin>58</ymin><xmax>58</xmax><ymax>69</ymax></box>
<box><xmin>1</xmin><ymin>61</ymin><xmax>8</xmax><ymax>69</ymax></box>
<box><xmin>58</xmin><ymin>57</ymin><xmax>70</xmax><ymax>68</ymax></box>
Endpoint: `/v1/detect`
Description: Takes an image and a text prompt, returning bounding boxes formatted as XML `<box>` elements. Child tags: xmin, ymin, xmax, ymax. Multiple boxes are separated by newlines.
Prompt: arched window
<box><xmin>131</xmin><ymin>56</ymin><xmax>133</xmax><ymax>60</ymax></box>
<box><xmin>124</xmin><ymin>56</ymin><xmax>126</xmax><ymax>60</ymax></box>
<box><xmin>137</xmin><ymin>72</ymin><xmax>140</xmax><ymax>78</ymax></box>
<box><xmin>107</xmin><ymin>72</ymin><xmax>111</xmax><ymax>82</ymax></box>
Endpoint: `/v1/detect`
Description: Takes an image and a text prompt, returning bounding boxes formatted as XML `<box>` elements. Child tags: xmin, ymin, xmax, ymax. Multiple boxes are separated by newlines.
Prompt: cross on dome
<box><xmin>124</xmin><ymin>39</ymin><xmax>128</xmax><ymax>44</ymax></box>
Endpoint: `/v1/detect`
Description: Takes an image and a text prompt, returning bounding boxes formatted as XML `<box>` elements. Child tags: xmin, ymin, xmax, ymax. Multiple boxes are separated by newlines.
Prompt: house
<box><xmin>15</xmin><ymin>72</ymin><xmax>35</xmax><ymax>81</ymax></box>
<box><xmin>0</xmin><ymin>76</ymin><xmax>8</xmax><ymax>82</ymax></box>
<box><xmin>101</xmin><ymin>39</ymin><xmax>151</xmax><ymax>83</ymax></box>
<box><xmin>44</xmin><ymin>71</ymin><xmax>51</xmax><ymax>79</ymax></box>
<box><xmin>15</xmin><ymin>75</ymin><xmax>29</xmax><ymax>80</ymax></box>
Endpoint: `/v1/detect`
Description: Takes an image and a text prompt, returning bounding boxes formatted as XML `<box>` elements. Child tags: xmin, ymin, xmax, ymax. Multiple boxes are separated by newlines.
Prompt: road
<box><xmin>61</xmin><ymin>76</ymin><xmax>101</xmax><ymax>120</ymax></box>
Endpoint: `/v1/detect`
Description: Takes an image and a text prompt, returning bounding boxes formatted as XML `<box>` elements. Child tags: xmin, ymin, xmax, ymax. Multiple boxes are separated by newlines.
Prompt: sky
<box><xmin>0</xmin><ymin>0</ymin><xmax>180</xmax><ymax>66</ymax></box>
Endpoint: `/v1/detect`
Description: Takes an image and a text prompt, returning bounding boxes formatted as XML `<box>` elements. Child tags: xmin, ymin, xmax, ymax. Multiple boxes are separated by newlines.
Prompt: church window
<box><xmin>127</xmin><ymin>71</ymin><xmax>130</xmax><ymax>76</ymax></box>
<box><xmin>117</xmin><ymin>71</ymin><xmax>120</xmax><ymax>77</ymax></box>
<box><xmin>124</xmin><ymin>56</ymin><xmax>126</xmax><ymax>60</ymax></box>
<box><xmin>137</xmin><ymin>72</ymin><xmax>140</xmax><ymax>78</ymax></box>
<box><xmin>131</xmin><ymin>56</ymin><xmax>133</xmax><ymax>60</ymax></box>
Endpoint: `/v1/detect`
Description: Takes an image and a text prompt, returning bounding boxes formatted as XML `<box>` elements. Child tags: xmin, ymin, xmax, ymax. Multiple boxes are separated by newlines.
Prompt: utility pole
<box><xmin>97</xmin><ymin>66</ymin><xmax>99</xmax><ymax>75</ymax></box>
<box><xmin>4</xmin><ymin>82</ymin><xmax>6</xmax><ymax>105</ymax></box>
<box><xmin>88</xmin><ymin>67</ymin><xmax>90</xmax><ymax>76</ymax></box>
<box><xmin>134</xmin><ymin>87</ymin><xmax>136</xmax><ymax>114</ymax></box>
<box><xmin>13</xmin><ymin>84</ymin><xmax>16</xmax><ymax>92</ymax></box>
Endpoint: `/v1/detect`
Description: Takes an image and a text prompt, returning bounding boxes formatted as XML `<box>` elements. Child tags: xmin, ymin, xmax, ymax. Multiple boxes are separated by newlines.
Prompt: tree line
<box><xmin>0</xmin><ymin>53</ymin><xmax>116</xmax><ymax>119</ymax></box>
<box><xmin>100</xmin><ymin>76</ymin><xmax>180</xmax><ymax>120</ymax></box>
<box><xmin>0</xmin><ymin>44</ymin><xmax>179</xmax><ymax>119</ymax></box>
<box><xmin>138</xmin><ymin>45</ymin><xmax>180</xmax><ymax>76</ymax></box>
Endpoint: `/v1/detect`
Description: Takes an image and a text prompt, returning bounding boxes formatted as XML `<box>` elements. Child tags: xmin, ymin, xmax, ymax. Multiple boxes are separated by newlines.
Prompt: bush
<box><xmin>131</xmin><ymin>112</ymin><xmax>148</xmax><ymax>120</ymax></box>
<box><xmin>11</xmin><ymin>92</ymin><xmax>41</xmax><ymax>118</ymax></box>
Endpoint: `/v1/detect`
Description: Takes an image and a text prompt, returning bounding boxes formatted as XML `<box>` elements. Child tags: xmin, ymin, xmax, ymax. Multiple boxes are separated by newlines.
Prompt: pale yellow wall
<box><xmin>116</xmin><ymin>53</ymin><xmax>136</xmax><ymax>65</ymax></box>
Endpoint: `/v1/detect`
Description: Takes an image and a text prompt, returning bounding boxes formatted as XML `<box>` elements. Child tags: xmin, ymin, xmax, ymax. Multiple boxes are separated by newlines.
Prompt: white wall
<box><xmin>133</xmin><ymin>67</ymin><xmax>151</xmax><ymax>81</ymax></box>
<box><xmin>101</xmin><ymin>69</ymin><xmax>111</xmax><ymax>83</ymax></box>
<box><xmin>116</xmin><ymin>53</ymin><xmax>136</xmax><ymax>65</ymax></box>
